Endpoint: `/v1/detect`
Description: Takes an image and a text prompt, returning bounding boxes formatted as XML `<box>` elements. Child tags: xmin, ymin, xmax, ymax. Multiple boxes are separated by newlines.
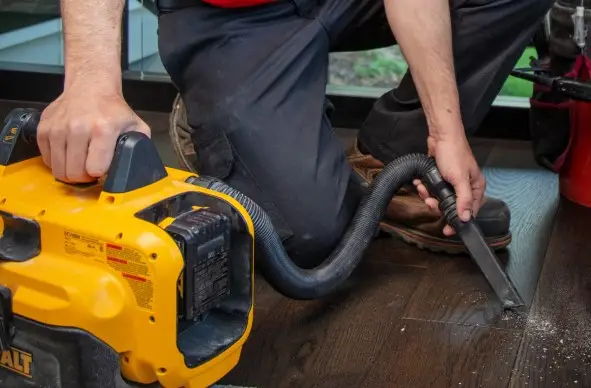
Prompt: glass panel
<box><xmin>128</xmin><ymin>0</ymin><xmax>167</xmax><ymax>75</ymax></box>
<box><xmin>328</xmin><ymin>46</ymin><xmax>535</xmax><ymax>100</ymax></box>
<box><xmin>128</xmin><ymin>4</ymin><xmax>534</xmax><ymax>102</ymax></box>
<box><xmin>0</xmin><ymin>0</ymin><xmax>64</xmax><ymax>68</ymax></box>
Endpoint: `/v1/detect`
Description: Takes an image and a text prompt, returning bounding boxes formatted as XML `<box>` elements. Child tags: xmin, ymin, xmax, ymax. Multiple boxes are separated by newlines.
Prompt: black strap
<box><xmin>155</xmin><ymin>0</ymin><xmax>199</xmax><ymax>11</ymax></box>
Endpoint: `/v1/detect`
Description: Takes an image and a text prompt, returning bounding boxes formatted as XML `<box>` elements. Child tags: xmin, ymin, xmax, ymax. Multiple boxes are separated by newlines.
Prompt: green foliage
<box><xmin>348</xmin><ymin>46</ymin><xmax>537</xmax><ymax>98</ymax></box>
<box><xmin>353</xmin><ymin>52</ymin><xmax>408</xmax><ymax>79</ymax></box>
<box><xmin>499</xmin><ymin>47</ymin><xmax>537</xmax><ymax>97</ymax></box>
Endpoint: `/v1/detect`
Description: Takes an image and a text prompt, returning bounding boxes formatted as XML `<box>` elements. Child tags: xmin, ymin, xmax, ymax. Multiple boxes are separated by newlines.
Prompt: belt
<box><xmin>155</xmin><ymin>0</ymin><xmax>279</xmax><ymax>11</ymax></box>
<box><xmin>155</xmin><ymin>0</ymin><xmax>199</xmax><ymax>11</ymax></box>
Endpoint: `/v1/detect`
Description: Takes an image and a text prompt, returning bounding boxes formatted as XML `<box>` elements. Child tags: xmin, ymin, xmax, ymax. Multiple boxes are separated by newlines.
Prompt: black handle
<box><xmin>421</xmin><ymin>163</ymin><xmax>463</xmax><ymax>230</ymax></box>
<box><xmin>0</xmin><ymin>108</ymin><xmax>168</xmax><ymax>194</ymax></box>
<box><xmin>510</xmin><ymin>68</ymin><xmax>591</xmax><ymax>102</ymax></box>
<box><xmin>17</xmin><ymin>108</ymin><xmax>40</xmax><ymax>143</ymax></box>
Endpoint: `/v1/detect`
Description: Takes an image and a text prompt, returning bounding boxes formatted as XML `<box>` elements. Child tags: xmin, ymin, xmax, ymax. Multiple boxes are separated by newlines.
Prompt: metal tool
<box><xmin>422</xmin><ymin>166</ymin><xmax>525</xmax><ymax>309</ymax></box>
<box><xmin>511</xmin><ymin>68</ymin><xmax>591</xmax><ymax>102</ymax></box>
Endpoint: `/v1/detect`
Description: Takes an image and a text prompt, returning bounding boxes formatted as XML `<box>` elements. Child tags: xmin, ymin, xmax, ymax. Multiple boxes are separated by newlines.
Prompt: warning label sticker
<box><xmin>63</xmin><ymin>230</ymin><xmax>155</xmax><ymax>311</ymax></box>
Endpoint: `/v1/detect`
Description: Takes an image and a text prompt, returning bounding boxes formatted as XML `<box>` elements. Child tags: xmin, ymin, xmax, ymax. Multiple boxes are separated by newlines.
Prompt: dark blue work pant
<box><xmin>156</xmin><ymin>0</ymin><xmax>553</xmax><ymax>267</ymax></box>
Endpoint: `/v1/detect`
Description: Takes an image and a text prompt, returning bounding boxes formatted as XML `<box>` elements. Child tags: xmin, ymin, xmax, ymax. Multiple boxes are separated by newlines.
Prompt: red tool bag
<box><xmin>556</xmin><ymin>54</ymin><xmax>591</xmax><ymax>206</ymax></box>
<box><xmin>527</xmin><ymin>1</ymin><xmax>591</xmax><ymax>206</ymax></box>
<box><xmin>529</xmin><ymin>52</ymin><xmax>591</xmax><ymax>206</ymax></box>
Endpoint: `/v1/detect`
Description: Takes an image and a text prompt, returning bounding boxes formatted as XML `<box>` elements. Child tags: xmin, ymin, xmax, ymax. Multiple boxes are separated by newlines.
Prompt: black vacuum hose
<box><xmin>190</xmin><ymin>153</ymin><xmax>461</xmax><ymax>300</ymax></box>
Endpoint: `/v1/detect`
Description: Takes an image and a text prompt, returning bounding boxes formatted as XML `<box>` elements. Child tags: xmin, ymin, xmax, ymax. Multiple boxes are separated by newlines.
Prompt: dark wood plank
<box><xmin>484</xmin><ymin>139</ymin><xmax>540</xmax><ymax>170</ymax></box>
<box><xmin>469</xmin><ymin>137</ymin><xmax>496</xmax><ymax>166</ymax></box>
<box><xmin>220</xmin><ymin>261</ymin><xmax>425</xmax><ymax>388</ymax></box>
<box><xmin>401</xmin><ymin>161</ymin><xmax>559</xmax><ymax>327</ymax></box>
<box><xmin>402</xmin><ymin>255</ymin><xmax>529</xmax><ymax>330</ymax></box>
<box><xmin>362</xmin><ymin>234</ymin><xmax>434</xmax><ymax>268</ymax></box>
<box><xmin>484</xmin><ymin>167</ymin><xmax>559</xmax><ymax>305</ymax></box>
<box><xmin>510</xmin><ymin>200</ymin><xmax>591</xmax><ymax>387</ymax></box>
<box><xmin>361</xmin><ymin>319</ymin><xmax>523</xmax><ymax>388</ymax></box>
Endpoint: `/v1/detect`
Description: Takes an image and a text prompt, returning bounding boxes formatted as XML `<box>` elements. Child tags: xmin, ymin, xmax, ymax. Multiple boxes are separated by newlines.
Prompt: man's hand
<box><xmin>414</xmin><ymin>132</ymin><xmax>486</xmax><ymax>236</ymax></box>
<box><xmin>38</xmin><ymin>88</ymin><xmax>150</xmax><ymax>183</ymax></box>
<box><xmin>41</xmin><ymin>0</ymin><xmax>140</xmax><ymax>182</ymax></box>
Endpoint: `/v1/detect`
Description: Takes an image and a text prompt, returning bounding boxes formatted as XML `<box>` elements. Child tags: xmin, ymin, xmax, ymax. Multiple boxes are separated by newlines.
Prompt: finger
<box><xmin>86</xmin><ymin>121</ymin><xmax>119</xmax><ymax>178</ymax></box>
<box><xmin>49</xmin><ymin>128</ymin><xmax>67</xmax><ymax>181</ymax></box>
<box><xmin>443</xmin><ymin>225</ymin><xmax>456</xmax><ymax>236</ymax></box>
<box><xmin>425</xmin><ymin>197</ymin><xmax>440</xmax><ymax>213</ymax></box>
<box><xmin>37</xmin><ymin>121</ymin><xmax>51</xmax><ymax>167</ymax></box>
<box><xmin>416</xmin><ymin>183</ymin><xmax>430</xmax><ymax>201</ymax></box>
<box><xmin>413</xmin><ymin>179</ymin><xmax>421</xmax><ymax>187</ymax></box>
<box><xmin>454</xmin><ymin>178</ymin><xmax>473</xmax><ymax>222</ymax></box>
<box><xmin>134</xmin><ymin>118</ymin><xmax>151</xmax><ymax>137</ymax></box>
<box><xmin>65</xmin><ymin>129</ymin><xmax>93</xmax><ymax>182</ymax></box>
<box><xmin>120</xmin><ymin>115</ymin><xmax>151</xmax><ymax>138</ymax></box>
<box><xmin>472</xmin><ymin>172</ymin><xmax>486</xmax><ymax>217</ymax></box>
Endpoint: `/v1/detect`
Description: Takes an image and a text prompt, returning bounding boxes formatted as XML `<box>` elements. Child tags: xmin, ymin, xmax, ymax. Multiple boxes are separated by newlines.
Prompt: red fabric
<box><xmin>552</xmin><ymin>54</ymin><xmax>591</xmax><ymax>173</ymax></box>
<box><xmin>201</xmin><ymin>0</ymin><xmax>275</xmax><ymax>7</ymax></box>
<box><xmin>557</xmin><ymin>54</ymin><xmax>591</xmax><ymax>207</ymax></box>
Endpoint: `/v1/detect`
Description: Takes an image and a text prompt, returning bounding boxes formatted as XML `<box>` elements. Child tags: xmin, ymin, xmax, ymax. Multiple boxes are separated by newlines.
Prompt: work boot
<box><xmin>346</xmin><ymin>139</ymin><xmax>512</xmax><ymax>254</ymax></box>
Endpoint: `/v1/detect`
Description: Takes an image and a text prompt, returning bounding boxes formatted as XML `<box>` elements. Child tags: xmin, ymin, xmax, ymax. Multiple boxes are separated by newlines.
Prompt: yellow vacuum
<box><xmin>0</xmin><ymin>108</ymin><xmax>255</xmax><ymax>388</ymax></box>
<box><xmin>0</xmin><ymin>106</ymin><xmax>522</xmax><ymax>388</ymax></box>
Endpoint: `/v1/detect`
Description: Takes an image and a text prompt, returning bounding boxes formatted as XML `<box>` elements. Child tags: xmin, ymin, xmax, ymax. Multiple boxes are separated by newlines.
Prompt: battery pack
<box><xmin>165</xmin><ymin>209</ymin><xmax>232</xmax><ymax>322</ymax></box>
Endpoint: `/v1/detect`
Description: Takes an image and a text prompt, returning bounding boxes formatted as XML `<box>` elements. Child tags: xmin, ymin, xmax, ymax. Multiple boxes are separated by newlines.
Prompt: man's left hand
<box><xmin>413</xmin><ymin>133</ymin><xmax>486</xmax><ymax>236</ymax></box>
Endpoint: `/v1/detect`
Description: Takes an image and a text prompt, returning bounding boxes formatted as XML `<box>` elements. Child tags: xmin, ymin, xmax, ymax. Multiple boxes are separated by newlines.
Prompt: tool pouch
<box><xmin>528</xmin><ymin>1</ymin><xmax>591</xmax><ymax>172</ymax></box>
<box><xmin>529</xmin><ymin>65</ymin><xmax>573</xmax><ymax>172</ymax></box>
<box><xmin>529</xmin><ymin>54</ymin><xmax>591</xmax><ymax>173</ymax></box>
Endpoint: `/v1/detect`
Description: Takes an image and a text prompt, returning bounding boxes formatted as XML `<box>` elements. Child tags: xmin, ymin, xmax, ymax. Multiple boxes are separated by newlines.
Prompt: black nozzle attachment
<box><xmin>421</xmin><ymin>164</ymin><xmax>524</xmax><ymax>309</ymax></box>
<box><xmin>421</xmin><ymin>165</ymin><xmax>462</xmax><ymax>231</ymax></box>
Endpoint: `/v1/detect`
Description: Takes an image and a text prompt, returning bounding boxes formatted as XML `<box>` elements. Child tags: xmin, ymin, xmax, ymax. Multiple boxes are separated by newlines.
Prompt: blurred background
<box><xmin>0</xmin><ymin>0</ymin><xmax>534</xmax><ymax>104</ymax></box>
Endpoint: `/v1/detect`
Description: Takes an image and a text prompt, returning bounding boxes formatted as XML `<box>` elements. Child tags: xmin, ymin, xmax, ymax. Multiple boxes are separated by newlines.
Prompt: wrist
<box><xmin>64</xmin><ymin>73</ymin><xmax>122</xmax><ymax>97</ymax></box>
<box><xmin>427</xmin><ymin>111</ymin><xmax>465</xmax><ymax>141</ymax></box>
<box><xmin>64</xmin><ymin>64</ymin><xmax>122</xmax><ymax>96</ymax></box>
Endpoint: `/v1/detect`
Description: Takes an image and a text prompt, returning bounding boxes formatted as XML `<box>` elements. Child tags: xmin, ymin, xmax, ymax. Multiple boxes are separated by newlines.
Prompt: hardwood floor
<box><xmin>1</xmin><ymin>100</ymin><xmax>588</xmax><ymax>388</ymax></box>
<box><xmin>510</xmin><ymin>200</ymin><xmax>591</xmax><ymax>387</ymax></box>
<box><xmin>215</xmin><ymin>139</ymin><xmax>574</xmax><ymax>388</ymax></box>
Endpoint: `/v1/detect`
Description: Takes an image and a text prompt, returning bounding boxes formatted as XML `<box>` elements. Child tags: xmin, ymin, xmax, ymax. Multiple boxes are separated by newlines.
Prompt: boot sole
<box><xmin>378</xmin><ymin>222</ymin><xmax>512</xmax><ymax>255</ymax></box>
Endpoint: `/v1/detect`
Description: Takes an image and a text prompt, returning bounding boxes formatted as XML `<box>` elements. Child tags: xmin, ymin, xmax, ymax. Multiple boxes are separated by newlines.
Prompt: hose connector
<box><xmin>421</xmin><ymin>164</ymin><xmax>462</xmax><ymax>230</ymax></box>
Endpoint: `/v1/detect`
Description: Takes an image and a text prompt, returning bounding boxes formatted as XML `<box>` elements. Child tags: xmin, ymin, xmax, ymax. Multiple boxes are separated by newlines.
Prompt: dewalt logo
<box><xmin>0</xmin><ymin>347</ymin><xmax>32</xmax><ymax>378</ymax></box>
<box><xmin>2</xmin><ymin>127</ymin><xmax>17</xmax><ymax>144</ymax></box>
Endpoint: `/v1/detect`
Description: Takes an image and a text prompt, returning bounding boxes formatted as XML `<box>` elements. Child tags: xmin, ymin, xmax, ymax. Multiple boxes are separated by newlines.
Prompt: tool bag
<box><xmin>529</xmin><ymin>0</ymin><xmax>591</xmax><ymax>172</ymax></box>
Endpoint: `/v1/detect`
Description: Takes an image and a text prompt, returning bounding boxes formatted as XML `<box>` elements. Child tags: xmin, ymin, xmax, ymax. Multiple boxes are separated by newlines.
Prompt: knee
<box><xmin>281</xmin><ymin>179</ymin><xmax>363</xmax><ymax>269</ymax></box>
<box><xmin>282</xmin><ymin>212</ymin><xmax>352</xmax><ymax>269</ymax></box>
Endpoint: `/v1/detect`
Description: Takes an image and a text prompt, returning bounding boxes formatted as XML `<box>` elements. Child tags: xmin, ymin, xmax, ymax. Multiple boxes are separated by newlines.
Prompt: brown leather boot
<box><xmin>346</xmin><ymin>140</ymin><xmax>512</xmax><ymax>254</ymax></box>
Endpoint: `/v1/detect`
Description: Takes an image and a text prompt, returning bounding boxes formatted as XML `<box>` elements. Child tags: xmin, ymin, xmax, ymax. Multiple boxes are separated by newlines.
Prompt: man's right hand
<box><xmin>37</xmin><ymin>89</ymin><xmax>151</xmax><ymax>183</ymax></box>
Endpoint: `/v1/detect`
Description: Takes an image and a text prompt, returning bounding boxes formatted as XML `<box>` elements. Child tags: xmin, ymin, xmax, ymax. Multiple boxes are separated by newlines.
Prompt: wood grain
<box><xmin>510</xmin><ymin>200</ymin><xmax>591</xmax><ymax>388</ymax></box>
<box><xmin>401</xmin><ymin>165</ymin><xmax>559</xmax><ymax>328</ymax></box>
<box><xmin>361</xmin><ymin>320</ymin><xmax>523</xmax><ymax>388</ymax></box>
<box><xmin>483</xmin><ymin>167</ymin><xmax>559</xmax><ymax>305</ymax></box>
<box><xmin>220</xmin><ymin>261</ymin><xmax>425</xmax><ymax>388</ymax></box>
<box><xmin>362</xmin><ymin>234</ymin><xmax>434</xmax><ymax>268</ymax></box>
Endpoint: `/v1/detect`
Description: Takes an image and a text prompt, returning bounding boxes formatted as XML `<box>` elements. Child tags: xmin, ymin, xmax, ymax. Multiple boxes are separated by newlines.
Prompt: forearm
<box><xmin>61</xmin><ymin>0</ymin><xmax>125</xmax><ymax>93</ymax></box>
<box><xmin>384</xmin><ymin>0</ymin><xmax>463</xmax><ymax>140</ymax></box>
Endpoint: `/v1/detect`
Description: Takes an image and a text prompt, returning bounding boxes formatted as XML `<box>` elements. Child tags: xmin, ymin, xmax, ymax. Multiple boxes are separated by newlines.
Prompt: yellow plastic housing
<box><xmin>0</xmin><ymin>157</ymin><xmax>255</xmax><ymax>388</ymax></box>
